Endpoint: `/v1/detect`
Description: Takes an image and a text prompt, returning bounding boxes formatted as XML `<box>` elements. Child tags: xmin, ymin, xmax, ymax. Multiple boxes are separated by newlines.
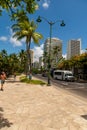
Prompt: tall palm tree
<box><xmin>12</xmin><ymin>19</ymin><xmax>43</xmax><ymax>74</ymax></box>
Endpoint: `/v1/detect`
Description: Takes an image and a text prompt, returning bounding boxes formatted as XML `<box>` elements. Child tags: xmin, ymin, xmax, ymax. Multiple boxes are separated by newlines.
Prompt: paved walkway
<box><xmin>0</xmin><ymin>75</ymin><xmax>87</xmax><ymax>130</ymax></box>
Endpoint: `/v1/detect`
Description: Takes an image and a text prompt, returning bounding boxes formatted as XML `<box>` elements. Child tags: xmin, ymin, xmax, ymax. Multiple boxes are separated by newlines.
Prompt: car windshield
<box><xmin>65</xmin><ymin>73</ymin><xmax>73</xmax><ymax>76</ymax></box>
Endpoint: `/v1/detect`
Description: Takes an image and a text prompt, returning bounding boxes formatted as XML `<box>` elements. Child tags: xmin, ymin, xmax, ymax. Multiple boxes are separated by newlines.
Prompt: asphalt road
<box><xmin>34</xmin><ymin>74</ymin><xmax>87</xmax><ymax>100</ymax></box>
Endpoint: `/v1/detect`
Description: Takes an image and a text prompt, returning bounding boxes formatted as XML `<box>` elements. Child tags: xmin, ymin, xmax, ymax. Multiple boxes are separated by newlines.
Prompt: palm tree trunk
<box><xmin>28</xmin><ymin>39</ymin><xmax>32</xmax><ymax>73</ymax></box>
<box><xmin>26</xmin><ymin>39</ymin><xmax>32</xmax><ymax>79</ymax></box>
<box><xmin>25</xmin><ymin>42</ymin><xmax>29</xmax><ymax>75</ymax></box>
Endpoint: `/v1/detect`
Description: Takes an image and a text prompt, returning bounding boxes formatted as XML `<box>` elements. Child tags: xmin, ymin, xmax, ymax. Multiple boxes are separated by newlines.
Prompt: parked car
<box><xmin>42</xmin><ymin>72</ymin><xmax>47</xmax><ymax>77</ymax></box>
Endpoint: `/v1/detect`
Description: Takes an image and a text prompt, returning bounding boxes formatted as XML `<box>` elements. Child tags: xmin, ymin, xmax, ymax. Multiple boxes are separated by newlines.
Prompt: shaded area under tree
<box><xmin>0</xmin><ymin>107</ymin><xmax>13</xmax><ymax>129</ymax></box>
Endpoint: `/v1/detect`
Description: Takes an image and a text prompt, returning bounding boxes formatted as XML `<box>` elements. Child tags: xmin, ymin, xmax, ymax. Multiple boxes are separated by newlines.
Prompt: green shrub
<box><xmin>20</xmin><ymin>76</ymin><xmax>46</xmax><ymax>85</ymax></box>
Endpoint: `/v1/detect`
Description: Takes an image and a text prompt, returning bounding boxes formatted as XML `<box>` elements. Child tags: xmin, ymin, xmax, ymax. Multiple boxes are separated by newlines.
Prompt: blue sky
<box><xmin>0</xmin><ymin>0</ymin><xmax>87</xmax><ymax>61</ymax></box>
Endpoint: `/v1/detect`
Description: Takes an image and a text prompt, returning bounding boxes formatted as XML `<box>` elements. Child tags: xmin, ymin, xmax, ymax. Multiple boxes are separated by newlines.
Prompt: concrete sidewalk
<box><xmin>0</xmin><ymin>76</ymin><xmax>87</xmax><ymax>130</ymax></box>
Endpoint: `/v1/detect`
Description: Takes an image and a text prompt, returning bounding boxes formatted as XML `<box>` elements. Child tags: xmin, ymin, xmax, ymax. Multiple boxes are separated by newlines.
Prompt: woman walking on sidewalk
<box><xmin>0</xmin><ymin>72</ymin><xmax>6</xmax><ymax>91</ymax></box>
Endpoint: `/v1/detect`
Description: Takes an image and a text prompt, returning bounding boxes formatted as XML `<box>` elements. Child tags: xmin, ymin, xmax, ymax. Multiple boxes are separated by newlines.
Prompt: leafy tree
<box><xmin>0</xmin><ymin>0</ymin><xmax>39</xmax><ymax>20</ymax></box>
<box><xmin>79</xmin><ymin>53</ymin><xmax>87</xmax><ymax>65</ymax></box>
<box><xmin>58</xmin><ymin>53</ymin><xmax>87</xmax><ymax>77</ymax></box>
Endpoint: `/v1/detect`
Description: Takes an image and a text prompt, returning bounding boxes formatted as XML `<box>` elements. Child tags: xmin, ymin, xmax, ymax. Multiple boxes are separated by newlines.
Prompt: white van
<box><xmin>53</xmin><ymin>70</ymin><xmax>75</xmax><ymax>81</ymax></box>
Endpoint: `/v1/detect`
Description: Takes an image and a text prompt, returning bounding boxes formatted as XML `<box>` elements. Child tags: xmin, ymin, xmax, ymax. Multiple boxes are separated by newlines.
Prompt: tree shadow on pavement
<box><xmin>6</xmin><ymin>80</ymin><xmax>20</xmax><ymax>83</ymax></box>
<box><xmin>0</xmin><ymin>107</ymin><xmax>13</xmax><ymax>129</ymax></box>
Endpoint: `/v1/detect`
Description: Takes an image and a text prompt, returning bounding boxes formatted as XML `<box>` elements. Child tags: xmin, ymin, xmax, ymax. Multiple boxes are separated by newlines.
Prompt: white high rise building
<box><xmin>39</xmin><ymin>56</ymin><xmax>43</xmax><ymax>69</ymax></box>
<box><xmin>44</xmin><ymin>37</ymin><xmax>62</xmax><ymax>68</ymax></box>
<box><xmin>67</xmin><ymin>39</ymin><xmax>81</xmax><ymax>60</ymax></box>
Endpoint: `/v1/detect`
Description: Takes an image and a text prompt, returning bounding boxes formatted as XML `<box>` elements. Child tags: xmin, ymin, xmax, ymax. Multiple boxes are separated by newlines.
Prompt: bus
<box><xmin>53</xmin><ymin>70</ymin><xmax>75</xmax><ymax>81</ymax></box>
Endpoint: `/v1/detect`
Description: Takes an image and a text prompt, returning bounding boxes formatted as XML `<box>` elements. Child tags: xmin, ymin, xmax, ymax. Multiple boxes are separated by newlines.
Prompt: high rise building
<box><xmin>33</xmin><ymin>61</ymin><xmax>39</xmax><ymax>69</ymax></box>
<box><xmin>67</xmin><ymin>39</ymin><xmax>81</xmax><ymax>60</ymax></box>
<box><xmin>44</xmin><ymin>37</ymin><xmax>62</xmax><ymax>68</ymax></box>
<box><xmin>39</xmin><ymin>56</ymin><xmax>43</xmax><ymax>69</ymax></box>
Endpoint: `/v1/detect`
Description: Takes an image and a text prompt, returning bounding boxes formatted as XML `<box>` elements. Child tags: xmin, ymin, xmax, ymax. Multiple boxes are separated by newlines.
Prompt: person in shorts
<box><xmin>0</xmin><ymin>72</ymin><xmax>6</xmax><ymax>91</ymax></box>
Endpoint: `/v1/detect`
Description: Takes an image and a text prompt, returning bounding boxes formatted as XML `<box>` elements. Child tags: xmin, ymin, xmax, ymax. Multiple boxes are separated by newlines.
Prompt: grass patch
<box><xmin>20</xmin><ymin>76</ymin><xmax>46</xmax><ymax>85</ymax></box>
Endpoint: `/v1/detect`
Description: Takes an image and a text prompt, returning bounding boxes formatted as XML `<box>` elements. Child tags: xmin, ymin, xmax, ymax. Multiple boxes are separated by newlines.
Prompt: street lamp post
<box><xmin>36</xmin><ymin>16</ymin><xmax>65</xmax><ymax>86</ymax></box>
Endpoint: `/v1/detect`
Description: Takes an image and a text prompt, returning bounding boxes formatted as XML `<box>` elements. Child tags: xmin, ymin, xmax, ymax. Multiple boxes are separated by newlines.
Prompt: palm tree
<box><xmin>12</xmin><ymin>19</ymin><xmax>43</xmax><ymax>75</ymax></box>
<box><xmin>8</xmin><ymin>53</ymin><xmax>19</xmax><ymax>74</ymax></box>
<box><xmin>0</xmin><ymin>50</ymin><xmax>9</xmax><ymax>72</ymax></box>
<box><xmin>52</xmin><ymin>46</ymin><xmax>61</xmax><ymax>67</ymax></box>
<box><xmin>18</xmin><ymin>49</ymin><xmax>27</xmax><ymax>73</ymax></box>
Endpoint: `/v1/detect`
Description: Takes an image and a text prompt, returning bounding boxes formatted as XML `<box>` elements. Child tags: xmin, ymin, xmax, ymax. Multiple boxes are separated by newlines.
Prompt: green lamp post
<box><xmin>36</xmin><ymin>16</ymin><xmax>65</xmax><ymax>86</ymax></box>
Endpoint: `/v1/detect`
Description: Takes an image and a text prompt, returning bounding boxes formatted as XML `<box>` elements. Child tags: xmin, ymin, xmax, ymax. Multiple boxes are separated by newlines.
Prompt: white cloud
<box><xmin>7</xmin><ymin>28</ymin><xmax>23</xmax><ymax>47</ymax></box>
<box><xmin>0</xmin><ymin>36</ymin><xmax>7</xmax><ymax>41</ymax></box>
<box><xmin>0</xmin><ymin>28</ymin><xmax>26</xmax><ymax>48</ymax></box>
<box><xmin>62</xmin><ymin>54</ymin><xmax>67</xmax><ymax>59</ymax></box>
<box><xmin>10</xmin><ymin>37</ymin><xmax>22</xmax><ymax>47</ymax></box>
<box><xmin>62</xmin><ymin>54</ymin><xmax>67</xmax><ymax>58</ymax></box>
<box><xmin>33</xmin><ymin>44</ymin><xmax>44</xmax><ymax>62</ymax></box>
<box><xmin>81</xmin><ymin>49</ymin><xmax>86</xmax><ymax>54</ymax></box>
<box><xmin>21</xmin><ymin>37</ymin><xmax>26</xmax><ymax>43</ymax></box>
<box><xmin>42</xmin><ymin>0</ymin><xmax>50</xmax><ymax>9</ymax></box>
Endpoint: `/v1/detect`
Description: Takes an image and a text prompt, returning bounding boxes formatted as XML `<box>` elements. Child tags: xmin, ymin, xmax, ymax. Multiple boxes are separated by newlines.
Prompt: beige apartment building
<box><xmin>67</xmin><ymin>39</ymin><xmax>81</xmax><ymax>60</ymax></box>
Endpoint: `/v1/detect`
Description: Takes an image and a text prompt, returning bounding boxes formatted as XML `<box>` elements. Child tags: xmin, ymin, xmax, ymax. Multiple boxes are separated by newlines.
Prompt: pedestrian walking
<box><xmin>0</xmin><ymin>72</ymin><xmax>6</xmax><ymax>91</ymax></box>
<box><xmin>14</xmin><ymin>73</ymin><xmax>16</xmax><ymax>81</ymax></box>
